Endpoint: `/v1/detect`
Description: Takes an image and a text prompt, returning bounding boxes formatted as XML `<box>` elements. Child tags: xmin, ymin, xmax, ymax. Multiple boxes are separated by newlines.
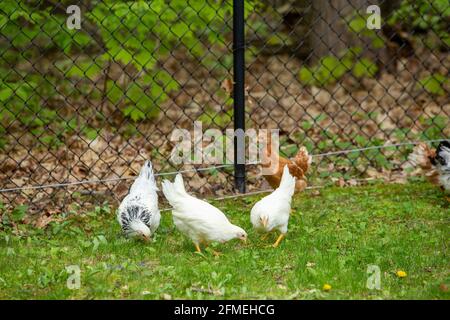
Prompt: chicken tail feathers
<box><xmin>174</xmin><ymin>173</ymin><xmax>188</xmax><ymax>195</ymax></box>
<box><xmin>161</xmin><ymin>174</ymin><xmax>188</xmax><ymax>206</ymax></box>
<box><xmin>278</xmin><ymin>165</ymin><xmax>296</xmax><ymax>196</ymax></box>
<box><xmin>294</xmin><ymin>146</ymin><xmax>312</xmax><ymax>174</ymax></box>
<box><xmin>408</xmin><ymin>143</ymin><xmax>435</xmax><ymax>170</ymax></box>
<box><xmin>161</xmin><ymin>180</ymin><xmax>176</xmax><ymax>205</ymax></box>
<box><xmin>140</xmin><ymin>160</ymin><xmax>156</xmax><ymax>181</ymax></box>
<box><xmin>130</xmin><ymin>160</ymin><xmax>159</xmax><ymax>194</ymax></box>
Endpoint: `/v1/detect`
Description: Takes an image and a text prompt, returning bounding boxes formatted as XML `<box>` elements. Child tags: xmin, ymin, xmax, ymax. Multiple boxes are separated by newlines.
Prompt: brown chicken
<box><xmin>261</xmin><ymin>134</ymin><xmax>312</xmax><ymax>193</ymax></box>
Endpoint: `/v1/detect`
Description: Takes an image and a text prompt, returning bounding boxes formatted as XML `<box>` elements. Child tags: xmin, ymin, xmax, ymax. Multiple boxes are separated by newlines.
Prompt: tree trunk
<box><xmin>261</xmin><ymin>0</ymin><xmax>402</xmax><ymax>66</ymax></box>
<box><xmin>310</xmin><ymin>0</ymin><xmax>378</xmax><ymax>61</ymax></box>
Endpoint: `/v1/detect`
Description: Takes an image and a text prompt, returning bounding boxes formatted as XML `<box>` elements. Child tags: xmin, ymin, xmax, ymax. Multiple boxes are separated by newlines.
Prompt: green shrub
<box><xmin>299</xmin><ymin>48</ymin><xmax>378</xmax><ymax>86</ymax></box>
<box><xmin>0</xmin><ymin>0</ymin><xmax>257</xmax><ymax>131</ymax></box>
<box><xmin>417</xmin><ymin>74</ymin><xmax>448</xmax><ymax>96</ymax></box>
<box><xmin>388</xmin><ymin>0</ymin><xmax>450</xmax><ymax>48</ymax></box>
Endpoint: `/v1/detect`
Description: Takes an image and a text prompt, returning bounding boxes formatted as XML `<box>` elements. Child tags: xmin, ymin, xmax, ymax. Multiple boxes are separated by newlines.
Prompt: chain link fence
<box><xmin>243</xmin><ymin>0</ymin><xmax>449</xmax><ymax>191</ymax></box>
<box><xmin>0</xmin><ymin>0</ymin><xmax>448</xmax><ymax>220</ymax></box>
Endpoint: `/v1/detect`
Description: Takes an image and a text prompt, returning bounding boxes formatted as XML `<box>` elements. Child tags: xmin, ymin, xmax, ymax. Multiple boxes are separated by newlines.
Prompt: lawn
<box><xmin>0</xmin><ymin>182</ymin><xmax>448</xmax><ymax>300</ymax></box>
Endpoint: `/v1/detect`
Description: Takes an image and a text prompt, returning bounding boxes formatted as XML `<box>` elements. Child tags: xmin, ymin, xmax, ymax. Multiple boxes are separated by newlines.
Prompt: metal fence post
<box><xmin>233</xmin><ymin>0</ymin><xmax>246</xmax><ymax>193</ymax></box>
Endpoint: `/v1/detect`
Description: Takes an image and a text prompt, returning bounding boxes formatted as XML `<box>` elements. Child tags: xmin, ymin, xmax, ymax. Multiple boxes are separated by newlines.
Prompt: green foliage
<box><xmin>389</xmin><ymin>0</ymin><xmax>450</xmax><ymax>48</ymax></box>
<box><xmin>198</xmin><ymin>108</ymin><xmax>233</xmax><ymax>128</ymax></box>
<box><xmin>11</xmin><ymin>205</ymin><xmax>28</xmax><ymax>222</ymax></box>
<box><xmin>419</xmin><ymin>115</ymin><xmax>449</xmax><ymax>140</ymax></box>
<box><xmin>299</xmin><ymin>48</ymin><xmax>378</xmax><ymax>86</ymax></box>
<box><xmin>0</xmin><ymin>0</ymin><xmax>257</xmax><ymax>129</ymax></box>
<box><xmin>417</xmin><ymin>74</ymin><xmax>448</xmax><ymax>96</ymax></box>
<box><xmin>347</xmin><ymin>13</ymin><xmax>385</xmax><ymax>49</ymax></box>
<box><xmin>352</xmin><ymin>58</ymin><xmax>378</xmax><ymax>78</ymax></box>
<box><xmin>85</xmin><ymin>0</ymin><xmax>236</xmax><ymax>120</ymax></box>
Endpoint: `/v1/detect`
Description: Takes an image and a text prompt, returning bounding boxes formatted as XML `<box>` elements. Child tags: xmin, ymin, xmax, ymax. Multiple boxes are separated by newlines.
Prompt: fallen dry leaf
<box><xmin>336</xmin><ymin>177</ymin><xmax>346</xmax><ymax>188</ymax></box>
<box><xmin>221</xmin><ymin>78</ymin><xmax>233</xmax><ymax>96</ymax></box>
<box><xmin>162</xmin><ymin>293</ymin><xmax>172</xmax><ymax>300</ymax></box>
<box><xmin>34</xmin><ymin>215</ymin><xmax>55</xmax><ymax>229</ymax></box>
<box><xmin>439</xmin><ymin>284</ymin><xmax>448</xmax><ymax>292</ymax></box>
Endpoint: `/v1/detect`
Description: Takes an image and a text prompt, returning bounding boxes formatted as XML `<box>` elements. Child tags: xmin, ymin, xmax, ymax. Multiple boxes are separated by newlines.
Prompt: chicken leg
<box><xmin>199</xmin><ymin>241</ymin><xmax>221</xmax><ymax>256</ymax></box>
<box><xmin>272</xmin><ymin>234</ymin><xmax>285</xmax><ymax>248</ymax></box>
<box><xmin>194</xmin><ymin>243</ymin><xmax>202</xmax><ymax>253</ymax></box>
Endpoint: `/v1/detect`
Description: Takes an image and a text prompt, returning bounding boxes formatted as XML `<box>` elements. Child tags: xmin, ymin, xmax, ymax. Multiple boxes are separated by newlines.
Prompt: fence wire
<box><xmin>0</xmin><ymin>138</ymin><xmax>446</xmax><ymax>194</ymax></box>
<box><xmin>0</xmin><ymin>0</ymin><xmax>448</xmax><ymax>217</ymax></box>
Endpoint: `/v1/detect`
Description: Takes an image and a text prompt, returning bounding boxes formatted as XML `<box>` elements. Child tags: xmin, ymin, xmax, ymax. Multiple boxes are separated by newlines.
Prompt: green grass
<box><xmin>0</xmin><ymin>182</ymin><xmax>448</xmax><ymax>300</ymax></box>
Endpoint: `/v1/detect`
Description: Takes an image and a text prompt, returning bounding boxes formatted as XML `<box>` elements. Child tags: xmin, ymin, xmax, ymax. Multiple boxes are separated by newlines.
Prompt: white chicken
<box><xmin>117</xmin><ymin>160</ymin><xmax>160</xmax><ymax>241</ymax></box>
<box><xmin>250</xmin><ymin>165</ymin><xmax>296</xmax><ymax>248</ymax></box>
<box><xmin>161</xmin><ymin>173</ymin><xmax>247</xmax><ymax>253</ymax></box>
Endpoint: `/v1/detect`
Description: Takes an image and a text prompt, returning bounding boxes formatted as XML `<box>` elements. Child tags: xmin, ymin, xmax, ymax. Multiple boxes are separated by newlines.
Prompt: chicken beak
<box><xmin>241</xmin><ymin>237</ymin><xmax>247</xmax><ymax>244</ymax></box>
<box><xmin>261</xmin><ymin>216</ymin><xmax>269</xmax><ymax>228</ymax></box>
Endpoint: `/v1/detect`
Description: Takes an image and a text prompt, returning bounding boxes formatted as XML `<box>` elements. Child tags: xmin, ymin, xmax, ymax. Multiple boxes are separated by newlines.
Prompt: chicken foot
<box><xmin>272</xmin><ymin>233</ymin><xmax>286</xmax><ymax>248</ymax></box>
<box><xmin>197</xmin><ymin>241</ymin><xmax>221</xmax><ymax>256</ymax></box>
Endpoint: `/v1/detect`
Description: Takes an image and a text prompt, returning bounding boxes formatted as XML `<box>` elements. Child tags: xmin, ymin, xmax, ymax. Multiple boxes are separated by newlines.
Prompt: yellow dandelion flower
<box><xmin>322</xmin><ymin>284</ymin><xmax>332</xmax><ymax>291</ymax></box>
<box><xmin>396</xmin><ymin>270</ymin><xmax>407</xmax><ymax>278</ymax></box>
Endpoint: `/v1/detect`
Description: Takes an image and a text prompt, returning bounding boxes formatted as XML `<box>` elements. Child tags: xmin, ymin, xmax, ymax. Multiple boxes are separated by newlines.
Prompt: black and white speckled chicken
<box><xmin>409</xmin><ymin>141</ymin><xmax>450</xmax><ymax>197</ymax></box>
<box><xmin>117</xmin><ymin>161</ymin><xmax>160</xmax><ymax>241</ymax></box>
